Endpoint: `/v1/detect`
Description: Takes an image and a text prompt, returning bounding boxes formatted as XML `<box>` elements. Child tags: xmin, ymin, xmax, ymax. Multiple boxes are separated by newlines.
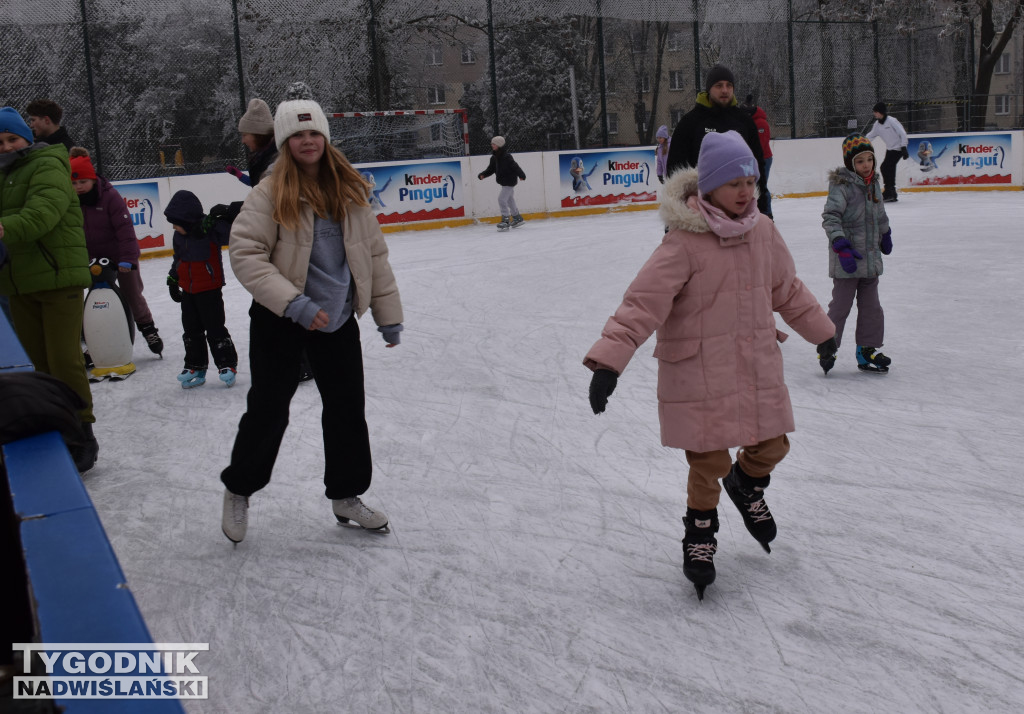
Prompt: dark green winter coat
<box><xmin>821</xmin><ymin>167</ymin><xmax>890</xmax><ymax>280</ymax></box>
<box><xmin>0</xmin><ymin>143</ymin><xmax>90</xmax><ymax>296</ymax></box>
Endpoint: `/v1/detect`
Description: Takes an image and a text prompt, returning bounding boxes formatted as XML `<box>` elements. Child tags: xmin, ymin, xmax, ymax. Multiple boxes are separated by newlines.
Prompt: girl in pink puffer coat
<box><xmin>583</xmin><ymin>131</ymin><xmax>836</xmax><ymax>600</ymax></box>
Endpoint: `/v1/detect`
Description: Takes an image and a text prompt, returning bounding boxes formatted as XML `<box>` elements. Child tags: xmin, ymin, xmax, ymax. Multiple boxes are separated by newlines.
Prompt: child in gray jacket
<box><xmin>819</xmin><ymin>134</ymin><xmax>893</xmax><ymax>374</ymax></box>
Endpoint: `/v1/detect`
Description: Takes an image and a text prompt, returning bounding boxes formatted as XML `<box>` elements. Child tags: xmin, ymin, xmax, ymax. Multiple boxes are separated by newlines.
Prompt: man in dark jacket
<box><xmin>26</xmin><ymin>99</ymin><xmax>76</xmax><ymax>151</ymax></box>
<box><xmin>665</xmin><ymin>65</ymin><xmax>770</xmax><ymax>217</ymax></box>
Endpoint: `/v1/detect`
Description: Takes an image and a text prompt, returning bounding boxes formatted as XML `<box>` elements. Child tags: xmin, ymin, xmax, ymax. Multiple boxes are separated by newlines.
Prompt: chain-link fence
<box><xmin>3</xmin><ymin>0</ymin><xmax>998</xmax><ymax>181</ymax></box>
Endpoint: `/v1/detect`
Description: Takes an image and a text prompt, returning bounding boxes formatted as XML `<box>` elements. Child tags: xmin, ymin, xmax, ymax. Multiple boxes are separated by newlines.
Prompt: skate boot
<box><xmin>496</xmin><ymin>215</ymin><xmax>511</xmax><ymax>231</ymax></box>
<box><xmin>856</xmin><ymin>345</ymin><xmax>891</xmax><ymax>374</ymax></box>
<box><xmin>332</xmin><ymin>496</ymin><xmax>389</xmax><ymax>533</ymax></box>
<box><xmin>177</xmin><ymin>368</ymin><xmax>207</xmax><ymax>389</ymax></box>
<box><xmin>723</xmin><ymin>462</ymin><xmax>776</xmax><ymax>552</ymax></box>
<box><xmin>510</xmin><ymin>214</ymin><xmax>525</xmax><ymax>229</ymax></box>
<box><xmin>218</xmin><ymin>367</ymin><xmax>237</xmax><ymax>387</ymax></box>
<box><xmin>138</xmin><ymin>321</ymin><xmax>163</xmax><ymax>356</ymax></box>
<box><xmin>68</xmin><ymin>422</ymin><xmax>99</xmax><ymax>474</ymax></box>
<box><xmin>816</xmin><ymin>337</ymin><xmax>837</xmax><ymax>375</ymax></box>
<box><xmin>221</xmin><ymin>489</ymin><xmax>249</xmax><ymax>544</ymax></box>
<box><xmin>682</xmin><ymin>508</ymin><xmax>719</xmax><ymax>601</ymax></box>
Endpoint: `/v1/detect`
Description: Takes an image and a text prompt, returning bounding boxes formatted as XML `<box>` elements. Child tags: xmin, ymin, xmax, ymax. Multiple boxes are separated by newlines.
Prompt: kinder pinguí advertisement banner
<box><xmin>356</xmin><ymin>160</ymin><xmax>464</xmax><ymax>224</ymax></box>
<box><xmin>906</xmin><ymin>133</ymin><xmax>1012</xmax><ymax>187</ymax></box>
<box><xmin>117</xmin><ymin>181</ymin><xmax>166</xmax><ymax>250</ymax></box>
<box><xmin>558</xmin><ymin>149</ymin><xmax>658</xmax><ymax>208</ymax></box>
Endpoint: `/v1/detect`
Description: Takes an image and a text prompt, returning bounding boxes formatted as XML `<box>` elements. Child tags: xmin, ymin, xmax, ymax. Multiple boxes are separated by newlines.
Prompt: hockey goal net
<box><xmin>326</xmin><ymin>109</ymin><xmax>469</xmax><ymax>164</ymax></box>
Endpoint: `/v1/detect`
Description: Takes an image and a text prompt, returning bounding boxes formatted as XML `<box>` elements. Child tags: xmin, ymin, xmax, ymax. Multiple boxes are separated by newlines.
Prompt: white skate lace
<box><xmin>339</xmin><ymin>497</ymin><xmax>374</xmax><ymax>520</ymax></box>
<box><xmin>231</xmin><ymin>495</ymin><xmax>248</xmax><ymax>525</ymax></box>
<box><xmin>144</xmin><ymin>332</ymin><xmax>160</xmax><ymax>345</ymax></box>
<box><xmin>746</xmin><ymin>498</ymin><xmax>773</xmax><ymax>523</ymax></box>
<box><xmin>686</xmin><ymin>542</ymin><xmax>717</xmax><ymax>563</ymax></box>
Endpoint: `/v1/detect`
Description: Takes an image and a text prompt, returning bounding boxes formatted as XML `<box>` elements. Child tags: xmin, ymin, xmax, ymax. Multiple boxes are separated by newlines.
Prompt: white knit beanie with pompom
<box><xmin>273</xmin><ymin>81</ymin><xmax>330</xmax><ymax>149</ymax></box>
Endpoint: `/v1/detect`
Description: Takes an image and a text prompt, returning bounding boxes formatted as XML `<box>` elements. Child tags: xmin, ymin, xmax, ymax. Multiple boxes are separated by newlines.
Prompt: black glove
<box><xmin>589</xmin><ymin>369</ymin><xmax>618</xmax><ymax>414</ymax></box>
<box><xmin>900</xmin><ymin>146</ymin><xmax>909</xmax><ymax>160</ymax></box>
<box><xmin>817</xmin><ymin>337</ymin><xmax>838</xmax><ymax>375</ymax></box>
<box><xmin>167</xmin><ymin>275</ymin><xmax>182</xmax><ymax>303</ymax></box>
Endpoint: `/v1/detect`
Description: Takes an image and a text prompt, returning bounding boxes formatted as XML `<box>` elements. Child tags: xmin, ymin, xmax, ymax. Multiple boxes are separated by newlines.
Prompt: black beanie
<box><xmin>873</xmin><ymin>102</ymin><xmax>887</xmax><ymax>116</ymax></box>
<box><xmin>705</xmin><ymin>65</ymin><xmax>735</xmax><ymax>93</ymax></box>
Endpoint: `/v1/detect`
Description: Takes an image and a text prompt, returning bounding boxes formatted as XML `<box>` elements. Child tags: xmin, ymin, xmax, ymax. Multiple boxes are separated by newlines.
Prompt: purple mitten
<box><xmin>880</xmin><ymin>229</ymin><xmax>892</xmax><ymax>255</ymax></box>
<box><xmin>832</xmin><ymin>238</ymin><xmax>863</xmax><ymax>274</ymax></box>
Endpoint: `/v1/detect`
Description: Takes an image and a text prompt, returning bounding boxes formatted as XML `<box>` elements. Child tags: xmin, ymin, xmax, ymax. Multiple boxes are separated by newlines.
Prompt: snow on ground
<box><xmin>83</xmin><ymin>191</ymin><xmax>1024</xmax><ymax>713</ymax></box>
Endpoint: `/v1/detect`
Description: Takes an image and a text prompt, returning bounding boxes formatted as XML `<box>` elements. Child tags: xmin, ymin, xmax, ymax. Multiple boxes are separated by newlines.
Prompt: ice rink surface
<box><xmin>83</xmin><ymin>190</ymin><xmax>1024</xmax><ymax>712</ymax></box>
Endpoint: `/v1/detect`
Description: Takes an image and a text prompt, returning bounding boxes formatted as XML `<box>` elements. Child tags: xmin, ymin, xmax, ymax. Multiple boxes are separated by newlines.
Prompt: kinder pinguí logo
<box><xmin>602</xmin><ymin>159</ymin><xmax>650</xmax><ymax>188</ymax></box>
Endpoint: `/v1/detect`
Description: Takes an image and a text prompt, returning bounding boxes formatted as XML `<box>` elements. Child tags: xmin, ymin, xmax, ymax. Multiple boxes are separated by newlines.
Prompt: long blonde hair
<box><xmin>271</xmin><ymin>139</ymin><xmax>371</xmax><ymax>231</ymax></box>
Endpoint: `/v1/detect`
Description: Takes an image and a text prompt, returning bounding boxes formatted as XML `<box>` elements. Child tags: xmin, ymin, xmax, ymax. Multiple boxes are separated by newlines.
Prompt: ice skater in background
<box><xmin>819</xmin><ymin>134</ymin><xmax>893</xmax><ymax>375</ymax></box>
<box><xmin>164</xmin><ymin>190</ymin><xmax>239</xmax><ymax>389</ymax></box>
<box><xmin>478</xmin><ymin>136</ymin><xmax>526</xmax><ymax>230</ymax></box>
<box><xmin>361</xmin><ymin>170</ymin><xmax>391</xmax><ymax>209</ymax></box>
<box><xmin>583</xmin><ymin>131</ymin><xmax>835</xmax><ymax>600</ymax></box>
<box><xmin>225</xmin><ymin>98</ymin><xmax>278</xmax><ymax>188</ymax></box>
<box><xmin>655</xmin><ymin>126</ymin><xmax>671</xmax><ymax>183</ymax></box>
<box><xmin>916</xmin><ymin>140</ymin><xmax>947</xmax><ymax>172</ymax></box>
<box><xmin>69</xmin><ymin>147</ymin><xmax>163</xmax><ymax>357</ymax></box>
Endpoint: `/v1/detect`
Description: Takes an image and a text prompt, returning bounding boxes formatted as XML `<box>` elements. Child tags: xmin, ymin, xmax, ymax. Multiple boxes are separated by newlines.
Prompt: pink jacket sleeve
<box><xmin>584</xmin><ymin>234</ymin><xmax>693</xmax><ymax>373</ymax></box>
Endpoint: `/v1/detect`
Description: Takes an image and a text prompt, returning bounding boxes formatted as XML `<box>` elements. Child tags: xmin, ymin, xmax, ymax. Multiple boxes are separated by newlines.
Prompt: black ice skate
<box><xmin>138</xmin><ymin>321</ymin><xmax>163</xmax><ymax>356</ymax></box>
<box><xmin>856</xmin><ymin>345</ymin><xmax>891</xmax><ymax>374</ymax></box>
<box><xmin>682</xmin><ymin>508</ymin><xmax>719</xmax><ymax>601</ymax></box>
<box><xmin>723</xmin><ymin>463</ymin><xmax>776</xmax><ymax>553</ymax></box>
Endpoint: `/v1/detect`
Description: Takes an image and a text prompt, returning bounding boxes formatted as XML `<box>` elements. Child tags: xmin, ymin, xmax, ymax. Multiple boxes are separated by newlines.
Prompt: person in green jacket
<box><xmin>0</xmin><ymin>106</ymin><xmax>98</xmax><ymax>472</ymax></box>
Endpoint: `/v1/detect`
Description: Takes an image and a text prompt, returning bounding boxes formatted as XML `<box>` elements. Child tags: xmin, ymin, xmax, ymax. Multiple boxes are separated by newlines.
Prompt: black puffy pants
<box><xmin>180</xmin><ymin>288</ymin><xmax>237</xmax><ymax>370</ymax></box>
<box><xmin>220</xmin><ymin>302</ymin><xmax>372</xmax><ymax>500</ymax></box>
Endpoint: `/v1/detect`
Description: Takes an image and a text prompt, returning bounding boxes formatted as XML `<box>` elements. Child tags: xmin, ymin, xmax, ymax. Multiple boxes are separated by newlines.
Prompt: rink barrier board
<box><xmin>0</xmin><ymin>316</ymin><xmax>185</xmax><ymax>712</ymax></box>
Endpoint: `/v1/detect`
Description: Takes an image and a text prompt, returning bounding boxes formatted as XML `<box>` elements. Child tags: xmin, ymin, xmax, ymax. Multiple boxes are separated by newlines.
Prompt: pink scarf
<box><xmin>687</xmin><ymin>194</ymin><xmax>761</xmax><ymax>238</ymax></box>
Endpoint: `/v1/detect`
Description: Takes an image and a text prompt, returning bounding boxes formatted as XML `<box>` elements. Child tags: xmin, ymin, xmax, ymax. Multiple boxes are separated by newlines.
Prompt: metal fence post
<box><xmin>692</xmin><ymin>0</ymin><xmax>701</xmax><ymax>94</ymax></box>
<box><xmin>787</xmin><ymin>0</ymin><xmax>796</xmax><ymax>138</ymax></box>
<box><xmin>232</xmin><ymin>0</ymin><xmax>246</xmax><ymax>115</ymax></box>
<box><xmin>78</xmin><ymin>0</ymin><xmax>103</xmax><ymax>173</ymax></box>
<box><xmin>597</xmin><ymin>0</ymin><xmax>608</xmax><ymax>147</ymax></box>
<box><xmin>486</xmin><ymin>0</ymin><xmax>500</xmax><ymax>135</ymax></box>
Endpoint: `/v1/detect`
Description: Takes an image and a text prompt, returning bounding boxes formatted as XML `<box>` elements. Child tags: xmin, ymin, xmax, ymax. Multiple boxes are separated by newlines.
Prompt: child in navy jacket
<box><xmin>165</xmin><ymin>190</ymin><xmax>239</xmax><ymax>388</ymax></box>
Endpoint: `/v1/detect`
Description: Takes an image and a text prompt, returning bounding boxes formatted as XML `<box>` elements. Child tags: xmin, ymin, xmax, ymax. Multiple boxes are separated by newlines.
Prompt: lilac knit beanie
<box><xmin>697</xmin><ymin>130</ymin><xmax>759</xmax><ymax>195</ymax></box>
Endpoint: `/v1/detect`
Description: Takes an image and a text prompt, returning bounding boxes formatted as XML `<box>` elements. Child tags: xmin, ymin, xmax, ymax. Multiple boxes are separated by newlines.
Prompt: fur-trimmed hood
<box><xmin>659</xmin><ymin>167</ymin><xmax>761</xmax><ymax>233</ymax></box>
<box><xmin>659</xmin><ymin>168</ymin><xmax>708</xmax><ymax>233</ymax></box>
<box><xmin>827</xmin><ymin>166</ymin><xmax>870</xmax><ymax>186</ymax></box>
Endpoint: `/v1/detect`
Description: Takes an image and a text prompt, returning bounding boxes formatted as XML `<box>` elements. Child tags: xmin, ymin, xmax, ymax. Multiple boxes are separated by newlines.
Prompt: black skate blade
<box><xmin>335</xmin><ymin>515</ymin><xmax>390</xmax><ymax>534</ymax></box>
<box><xmin>857</xmin><ymin>364</ymin><xmax>889</xmax><ymax>374</ymax></box>
<box><xmin>694</xmin><ymin>583</ymin><xmax>707</xmax><ymax>601</ymax></box>
<box><xmin>760</xmin><ymin>542</ymin><xmax>771</xmax><ymax>554</ymax></box>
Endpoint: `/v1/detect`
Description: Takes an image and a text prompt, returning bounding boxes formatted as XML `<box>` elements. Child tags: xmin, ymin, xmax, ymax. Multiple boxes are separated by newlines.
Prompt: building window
<box><xmin>669</xmin><ymin>70</ymin><xmax>685</xmax><ymax>91</ymax></box>
<box><xmin>996</xmin><ymin>51</ymin><xmax>1011</xmax><ymax>74</ymax></box>
<box><xmin>631</xmin><ymin>32</ymin><xmax>648</xmax><ymax>54</ymax></box>
<box><xmin>666</xmin><ymin>31</ymin><xmax>684</xmax><ymax>52</ymax></box>
<box><xmin>427</xmin><ymin>46</ymin><xmax>443</xmax><ymax>66</ymax></box>
<box><xmin>670</xmin><ymin>108</ymin><xmax>685</xmax><ymax>126</ymax></box>
<box><xmin>640</xmin><ymin>75</ymin><xmax>651</xmax><ymax>93</ymax></box>
<box><xmin>427</xmin><ymin>84</ymin><xmax>446</xmax><ymax>105</ymax></box>
<box><xmin>607</xmin><ymin>112</ymin><xmax>619</xmax><ymax>135</ymax></box>
<box><xmin>461</xmin><ymin>47</ymin><xmax>476</xmax><ymax>64</ymax></box>
<box><xmin>607</xmin><ymin>77</ymin><xmax>618</xmax><ymax>94</ymax></box>
<box><xmin>994</xmin><ymin>94</ymin><xmax>1011</xmax><ymax>115</ymax></box>
<box><xmin>430</xmin><ymin>124</ymin><xmax>442</xmax><ymax>142</ymax></box>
